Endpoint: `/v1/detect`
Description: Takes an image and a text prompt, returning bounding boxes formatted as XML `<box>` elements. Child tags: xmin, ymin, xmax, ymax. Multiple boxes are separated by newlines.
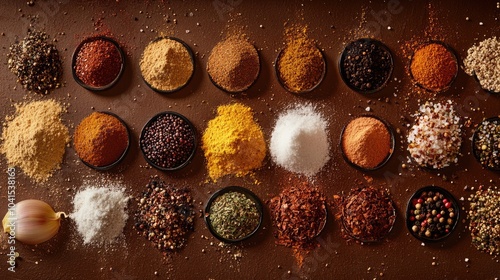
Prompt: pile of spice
<box><xmin>407</xmin><ymin>100</ymin><xmax>462</xmax><ymax>169</ymax></box>
<box><xmin>410</xmin><ymin>42</ymin><xmax>458</xmax><ymax>92</ymax></box>
<box><xmin>473</xmin><ymin>118</ymin><xmax>500</xmax><ymax>169</ymax></box>
<box><xmin>341</xmin><ymin>116</ymin><xmax>392</xmax><ymax>170</ymax></box>
<box><xmin>140</xmin><ymin>112</ymin><xmax>196</xmax><ymax>169</ymax></box>
<box><xmin>207</xmin><ymin>190</ymin><xmax>261</xmax><ymax>241</ymax></box>
<box><xmin>71</xmin><ymin>184</ymin><xmax>129</xmax><ymax>245</ymax></box>
<box><xmin>340</xmin><ymin>39</ymin><xmax>393</xmax><ymax>92</ymax></box>
<box><xmin>269</xmin><ymin>104</ymin><xmax>330</xmax><ymax>177</ymax></box>
<box><xmin>341</xmin><ymin>187</ymin><xmax>395</xmax><ymax>242</ymax></box>
<box><xmin>407</xmin><ymin>187</ymin><xmax>458</xmax><ymax>240</ymax></box>
<box><xmin>140</xmin><ymin>37</ymin><xmax>194</xmax><ymax>92</ymax></box>
<box><xmin>7</xmin><ymin>29</ymin><xmax>62</xmax><ymax>94</ymax></box>
<box><xmin>202</xmin><ymin>103</ymin><xmax>266</xmax><ymax>181</ymax></box>
<box><xmin>207</xmin><ymin>36</ymin><xmax>260</xmax><ymax>92</ymax></box>
<box><xmin>134</xmin><ymin>177</ymin><xmax>195</xmax><ymax>252</ymax></box>
<box><xmin>74</xmin><ymin>112</ymin><xmax>129</xmax><ymax>167</ymax></box>
<box><xmin>463</xmin><ymin>37</ymin><xmax>500</xmax><ymax>93</ymax></box>
<box><xmin>74</xmin><ymin>37</ymin><xmax>123</xmax><ymax>88</ymax></box>
<box><xmin>276</xmin><ymin>26</ymin><xmax>325</xmax><ymax>93</ymax></box>
<box><xmin>269</xmin><ymin>182</ymin><xmax>327</xmax><ymax>250</ymax></box>
<box><xmin>468</xmin><ymin>188</ymin><xmax>500</xmax><ymax>256</ymax></box>
<box><xmin>0</xmin><ymin>100</ymin><xmax>69</xmax><ymax>182</ymax></box>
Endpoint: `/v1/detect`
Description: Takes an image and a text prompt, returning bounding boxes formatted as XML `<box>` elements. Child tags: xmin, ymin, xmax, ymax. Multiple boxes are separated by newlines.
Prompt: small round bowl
<box><xmin>77</xmin><ymin>111</ymin><xmax>131</xmax><ymax>171</ymax></box>
<box><xmin>340</xmin><ymin>115</ymin><xmax>396</xmax><ymax>171</ymax></box>
<box><xmin>406</xmin><ymin>186</ymin><xmax>460</xmax><ymax>242</ymax></box>
<box><xmin>207</xmin><ymin>44</ymin><xmax>261</xmax><ymax>94</ymax></box>
<box><xmin>409</xmin><ymin>40</ymin><xmax>459</xmax><ymax>93</ymax></box>
<box><xmin>472</xmin><ymin>74</ymin><xmax>500</xmax><ymax>94</ymax></box>
<box><xmin>204</xmin><ymin>186</ymin><xmax>263</xmax><ymax>243</ymax></box>
<box><xmin>472</xmin><ymin>116</ymin><xmax>500</xmax><ymax>171</ymax></box>
<box><xmin>274</xmin><ymin>44</ymin><xmax>326</xmax><ymax>94</ymax></box>
<box><xmin>72</xmin><ymin>36</ymin><xmax>125</xmax><ymax>91</ymax></box>
<box><xmin>339</xmin><ymin>38</ymin><xmax>394</xmax><ymax>94</ymax></box>
<box><xmin>140</xmin><ymin>36</ymin><xmax>195</xmax><ymax>94</ymax></box>
<box><xmin>139</xmin><ymin>111</ymin><xmax>197</xmax><ymax>171</ymax></box>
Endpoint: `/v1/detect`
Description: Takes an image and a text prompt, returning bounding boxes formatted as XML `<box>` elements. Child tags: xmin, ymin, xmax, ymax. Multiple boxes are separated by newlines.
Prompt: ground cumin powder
<box><xmin>202</xmin><ymin>103</ymin><xmax>266</xmax><ymax>181</ymax></box>
<box><xmin>1</xmin><ymin>99</ymin><xmax>69</xmax><ymax>182</ymax></box>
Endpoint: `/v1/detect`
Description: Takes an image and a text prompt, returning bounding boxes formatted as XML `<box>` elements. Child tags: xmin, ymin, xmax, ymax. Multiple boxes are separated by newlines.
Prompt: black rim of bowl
<box><xmin>139</xmin><ymin>111</ymin><xmax>197</xmax><ymax>171</ymax></box>
<box><xmin>274</xmin><ymin>44</ymin><xmax>326</xmax><ymax>94</ymax></box>
<box><xmin>339</xmin><ymin>114</ymin><xmax>396</xmax><ymax>171</ymax></box>
<box><xmin>140</xmin><ymin>36</ymin><xmax>195</xmax><ymax>94</ymax></box>
<box><xmin>339</xmin><ymin>38</ymin><xmax>394</xmax><ymax>94</ymax></box>
<box><xmin>71</xmin><ymin>36</ymin><xmax>125</xmax><ymax>91</ymax></box>
<box><xmin>405</xmin><ymin>186</ymin><xmax>460</xmax><ymax>242</ymax></box>
<box><xmin>207</xmin><ymin>43</ymin><xmax>261</xmax><ymax>94</ymax></box>
<box><xmin>341</xmin><ymin>188</ymin><xmax>396</xmax><ymax>243</ymax></box>
<box><xmin>408</xmin><ymin>40</ymin><xmax>459</xmax><ymax>93</ymax></box>
<box><xmin>77</xmin><ymin>111</ymin><xmax>131</xmax><ymax>170</ymax></box>
<box><xmin>204</xmin><ymin>186</ymin><xmax>263</xmax><ymax>243</ymax></box>
<box><xmin>471</xmin><ymin>116</ymin><xmax>500</xmax><ymax>171</ymax></box>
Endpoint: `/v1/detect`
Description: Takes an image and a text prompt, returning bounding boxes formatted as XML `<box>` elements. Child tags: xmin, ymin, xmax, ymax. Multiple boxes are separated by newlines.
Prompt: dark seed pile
<box><xmin>141</xmin><ymin>113</ymin><xmax>196</xmax><ymax>169</ymax></box>
<box><xmin>468</xmin><ymin>188</ymin><xmax>500</xmax><ymax>256</ymax></box>
<box><xmin>473</xmin><ymin>118</ymin><xmax>500</xmax><ymax>169</ymax></box>
<box><xmin>134</xmin><ymin>177</ymin><xmax>195</xmax><ymax>252</ymax></box>
<box><xmin>7</xmin><ymin>29</ymin><xmax>62</xmax><ymax>94</ymax></box>
<box><xmin>407</xmin><ymin>188</ymin><xmax>457</xmax><ymax>240</ymax></box>
<box><xmin>269</xmin><ymin>182</ymin><xmax>326</xmax><ymax>250</ymax></box>
<box><xmin>341</xmin><ymin>39</ymin><xmax>393</xmax><ymax>92</ymax></box>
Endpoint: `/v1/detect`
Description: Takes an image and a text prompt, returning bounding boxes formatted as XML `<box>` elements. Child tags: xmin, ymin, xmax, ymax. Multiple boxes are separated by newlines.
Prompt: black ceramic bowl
<box><xmin>471</xmin><ymin>116</ymin><xmax>500</xmax><ymax>171</ymax></box>
<box><xmin>76</xmin><ymin>111</ymin><xmax>131</xmax><ymax>171</ymax></box>
<box><xmin>140</xmin><ymin>36</ymin><xmax>195</xmax><ymax>94</ymax></box>
<box><xmin>204</xmin><ymin>186</ymin><xmax>263</xmax><ymax>243</ymax></box>
<box><xmin>139</xmin><ymin>111</ymin><xmax>197</xmax><ymax>171</ymax></box>
<box><xmin>472</xmin><ymin>74</ymin><xmax>500</xmax><ymax>95</ymax></box>
<box><xmin>274</xmin><ymin>44</ymin><xmax>326</xmax><ymax>94</ymax></box>
<box><xmin>339</xmin><ymin>38</ymin><xmax>394</xmax><ymax>94</ymax></box>
<box><xmin>406</xmin><ymin>186</ymin><xmax>460</xmax><ymax>242</ymax></box>
<box><xmin>340</xmin><ymin>114</ymin><xmax>396</xmax><ymax>171</ymax></box>
<box><xmin>409</xmin><ymin>40</ymin><xmax>459</xmax><ymax>93</ymax></box>
<box><xmin>72</xmin><ymin>36</ymin><xmax>125</xmax><ymax>91</ymax></box>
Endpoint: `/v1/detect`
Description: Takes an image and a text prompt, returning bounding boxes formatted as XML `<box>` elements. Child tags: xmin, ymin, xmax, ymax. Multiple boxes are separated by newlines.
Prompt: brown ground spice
<box><xmin>410</xmin><ymin>43</ymin><xmax>457</xmax><ymax>92</ymax></box>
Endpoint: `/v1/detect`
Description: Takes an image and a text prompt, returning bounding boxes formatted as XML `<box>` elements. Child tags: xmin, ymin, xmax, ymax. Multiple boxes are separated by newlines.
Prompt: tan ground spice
<box><xmin>140</xmin><ymin>37</ymin><xmax>194</xmax><ymax>92</ymax></box>
<box><xmin>1</xmin><ymin>99</ymin><xmax>70</xmax><ymax>182</ymax></box>
<box><xmin>202</xmin><ymin>103</ymin><xmax>266</xmax><ymax>181</ymax></box>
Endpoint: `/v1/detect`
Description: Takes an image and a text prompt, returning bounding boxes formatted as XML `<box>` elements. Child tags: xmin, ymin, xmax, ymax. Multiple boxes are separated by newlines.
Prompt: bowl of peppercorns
<box><xmin>406</xmin><ymin>186</ymin><xmax>459</xmax><ymax>242</ymax></box>
<box><xmin>139</xmin><ymin>111</ymin><xmax>197</xmax><ymax>171</ymax></box>
<box><xmin>472</xmin><ymin>116</ymin><xmax>500</xmax><ymax>171</ymax></box>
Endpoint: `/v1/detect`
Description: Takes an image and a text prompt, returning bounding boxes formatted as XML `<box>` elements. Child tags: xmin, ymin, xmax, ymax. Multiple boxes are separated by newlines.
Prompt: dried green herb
<box><xmin>208</xmin><ymin>191</ymin><xmax>260</xmax><ymax>240</ymax></box>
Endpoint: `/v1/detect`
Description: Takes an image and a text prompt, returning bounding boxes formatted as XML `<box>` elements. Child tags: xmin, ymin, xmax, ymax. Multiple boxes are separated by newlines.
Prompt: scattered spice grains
<box><xmin>269</xmin><ymin>104</ymin><xmax>330</xmax><ymax>177</ymax></box>
<box><xmin>74</xmin><ymin>37</ymin><xmax>123</xmax><ymax>88</ymax></box>
<box><xmin>341</xmin><ymin>116</ymin><xmax>392</xmax><ymax>170</ymax></box>
<box><xmin>407</xmin><ymin>187</ymin><xmax>458</xmax><ymax>240</ymax></box>
<box><xmin>74</xmin><ymin>112</ymin><xmax>129</xmax><ymax>167</ymax></box>
<box><xmin>341</xmin><ymin>187</ymin><xmax>395</xmax><ymax>242</ymax></box>
<box><xmin>276</xmin><ymin>25</ymin><xmax>325</xmax><ymax>93</ymax></box>
<box><xmin>0</xmin><ymin>100</ymin><xmax>69</xmax><ymax>182</ymax></box>
<box><xmin>269</xmin><ymin>182</ymin><xmax>327</xmax><ymax>250</ymax></box>
<box><xmin>134</xmin><ymin>177</ymin><xmax>195</xmax><ymax>252</ymax></box>
<box><xmin>340</xmin><ymin>39</ymin><xmax>393</xmax><ymax>93</ymax></box>
<box><xmin>202</xmin><ymin>103</ymin><xmax>266</xmax><ymax>181</ymax></box>
<box><xmin>410</xmin><ymin>42</ymin><xmax>458</xmax><ymax>92</ymax></box>
<box><xmin>407</xmin><ymin>100</ymin><xmax>462</xmax><ymax>169</ymax></box>
<box><xmin>207</xmin><ymin>36</ymin><xmax>260</xmax><ymax>92</ymax></box>
<box><xmin>463</xmin><ymin>37</ymin><xmax>500</xmax><ymax>93</ymax></box>
<box><xmin>140</xmin><ymin>112</ymin><xmax>196</xmax><ymax>170</ymax></box>
<box><xmin>7</xmin><ymin>29</ymin><xmax>62</xmax><ymax>94</ymax></box>
<box><xmin>473</xmin><ymin>118</ymin><xmax>500</xmax><ymax>169</ymax></box>
<box><xmin>468</xmin><ymin>188</ymin><xmax>500</xmax><ymax>256</ymax></box>
<box><xmin>140</xmin><ymin>37</ymin><xmax>194</xmax><ymax>92</ymax></box>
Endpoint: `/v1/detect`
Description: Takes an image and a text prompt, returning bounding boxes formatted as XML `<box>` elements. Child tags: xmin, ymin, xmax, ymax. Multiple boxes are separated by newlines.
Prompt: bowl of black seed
<box><xmin>140</xmin><ymin>111</ymin><xmax>197</xmax><ymax>171</ymax></box>
<box><xmin>406</xmin><ymin>186</ymin><xmax>459</xmax><ymax>242</ymax></box>
<box><xmin>339</xmin><ymin>38</ymin><xmax>394</xmax><ymax>94</ymax></box>
<box><xmin>472</xmin><ymin>116</ymin><xmax>500</xmax><ymax>171</ymax></box>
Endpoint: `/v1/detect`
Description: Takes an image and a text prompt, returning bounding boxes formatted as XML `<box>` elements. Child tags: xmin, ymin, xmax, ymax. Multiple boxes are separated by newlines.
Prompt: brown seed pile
<box><xmin>468</xmin><ymin>188</ymin><xmax>500</xmax><ymax>256</ymax></box>
<box><xmin>463</xmin><ymin>37</ymin><xmax>500</xmax><ymax>93</ymax></box>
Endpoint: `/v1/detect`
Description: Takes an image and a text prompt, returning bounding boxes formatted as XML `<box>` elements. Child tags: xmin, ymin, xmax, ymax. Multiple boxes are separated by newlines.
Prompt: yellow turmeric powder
<box><xmin>202</xmin><ymin>103</ymin><xmax>266</xmax><ymax>181</ymax></box>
